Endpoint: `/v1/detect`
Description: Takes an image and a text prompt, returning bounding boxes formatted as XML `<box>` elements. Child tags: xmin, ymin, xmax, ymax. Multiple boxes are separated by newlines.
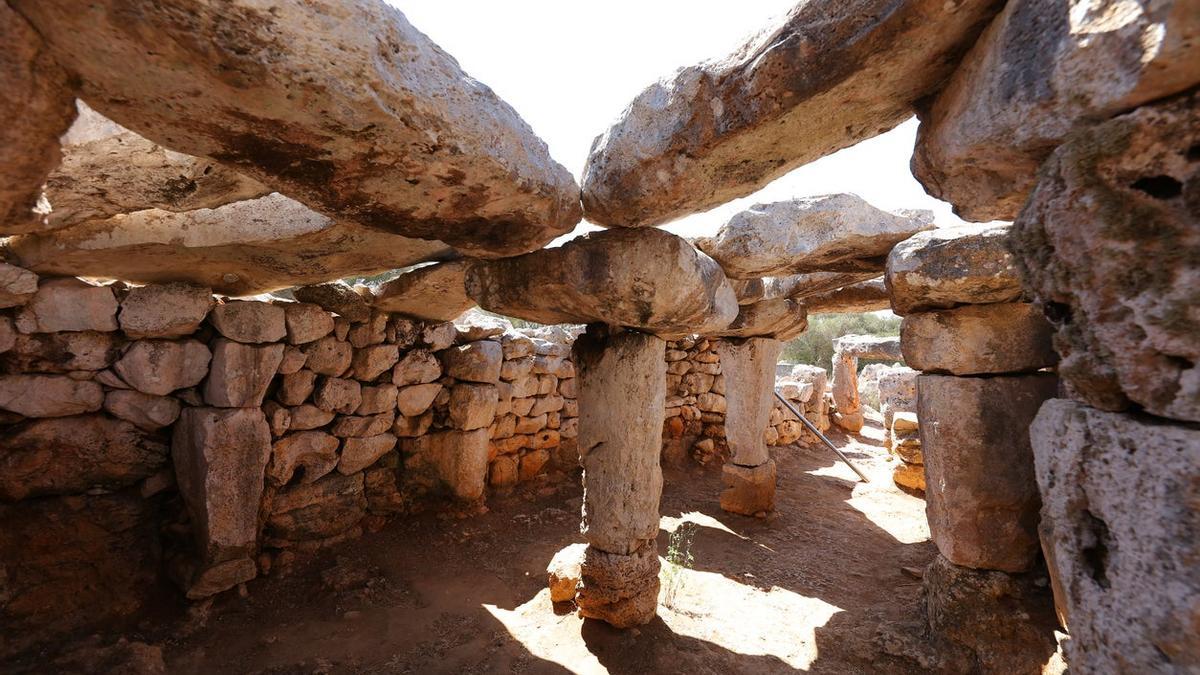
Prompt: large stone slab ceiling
<box><xmin>9</xmin><ymin>0</ymin><xmax>582</xmax><ymax>258</ymax></box>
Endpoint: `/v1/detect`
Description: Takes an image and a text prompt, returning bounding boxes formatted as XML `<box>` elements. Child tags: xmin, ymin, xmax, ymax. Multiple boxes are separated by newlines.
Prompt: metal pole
<box><xmin>774</xmin><ymin>391</ymin><xmax>870</xmax><ymax>483</ymax></box>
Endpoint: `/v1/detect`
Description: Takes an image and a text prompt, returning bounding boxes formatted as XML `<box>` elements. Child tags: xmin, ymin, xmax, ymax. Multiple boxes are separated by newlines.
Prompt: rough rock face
<box><xmin>41</xmin><ymin>101</ymin><xmax>270</xmax><ymax>231</ymax></box>
<box><xmin>0</xmin><ymin>415</ymin><xmax>168</xmax><ymax>501</ymax></box>
<box><xmin>547</xmin><ymin>542</ymin><xmax>587</xmax><ymax>603</ymax></box>
<box><xmin>118</xmin><ymin>283</ymin><xmax>213</xmax><ymax>338</ymax></box>
<box><xmin>0</xmin><ymin>493</ymin><xmax>161</xmax><ymax>659</ymax></box>
<box><xmin>1011</xmin><ymin>94</ymin><xmax>1200</xmax><ymax>423</ymax></box>
<box><xmin>0</xmin><ymin>3</ymin><xmax>77</xmax><ymax>233</ymax></box>
<box><xmin>580</xmin><ymin>0</ymin><xmax>1002</xmax><ymax>227</ymax></box>
<box><xmin>576</xmin><ymin>329</ymin><xmax>665</xmax><ymax>556</ymax></box>
<box><xmin>919</xmin><ymin>373</ymin><xmax>1058</xmax><ymax>572</ymax></box>
<box><xmin>14</xmin><ymin>277</ymin><xmax>118</xmax><ymax>333</ymax></box>
<box><xmin>11</xmin><ymin>0</ymin><xmax>581</xmax><ymax>257</ymax></box>
<box><xmin>467</xmin><ymin>229</ymin><xmax>738</xmax><ymax>337</ymax></box>
<box><xmin>114</xmin><ymin>339</ymin><xmax>212</xmax><ymax>396</ymax></box>
<box><xmin>765</xmin><ymin>271</ymin><xmax>880</xmax><ymax>301</ymax></box>
<box><xmin>575</xmin><ymin>543</ymin><xmax>661</xmax><ymax>629</ymax></box>
<box><xmin>203</xmin><ymin>340</ymin><xmax>285</xmax><ymax>408</ymax></box>
<box><xmin>802</xmin><ymin>278</ymin><xmax>890</xmax><ymax>314</ymax></box>
<box><xmin>8</xmin><ymin>194</ymin><xmax>455</xmax><ymax>296</ymax></box>
<box><xmin>885</xmin><ymin>224</ymin><xmax>1023</xmax><ymax>315</ymax></box>
<box><xmin>0</xmin><ymin>331</ymin><xmax>120</xmax><ymax>373</ymax></box>
<box><xmin>0</xmin><ymin>374</ymin><xmax>103</xmax><ymax>418</ymax></box>
<box><xmin>720</xmin><ymin>461</ymin><xmax>777</xmax><ymax>516</ymax></box>
<box><xmin>901</xmin><ymin>303</ymin><xmax>1057</xmax><ymax>375</ymax></box>
<box><xmin>711</xmin><ymin>298</ymin><xmax>808</xmax><ymax>340</ymax></box>
<box><xmin>292</xmin><ymin>281</ymin><xmax>372</xmax><ymax>323</ymax></box>
<box><xmin>0</xmin><ymin>262</ymin><xmax>39</xmax><ymax>309</ymax></box>
<box><xmin>367</xmin><ymin>261</ymin><xmax>476</xmax><ymax>321</ymax></box>
<box><xmin>913</xmin><ymin>0</ymin><xmax>1200</xmax><ymax>221</ymax></box>
<box><xmin>714</xmin><ymin>338</ymin><xmax>781</xmax><ymax>468</ymax></box>
<box><xmin>697</xmin><ymin>195</ymin><xmax>934</xmax><ymax>278</ymax></box>
<box><xmin>1032</xmin><ymin>399</ymin><xmax>1199</xmax><ymax>671</ymax></box>
<box><xmin>171</xmin><ymin>407</ymin><xmax>271</xmax><ymax>596</ymax></box>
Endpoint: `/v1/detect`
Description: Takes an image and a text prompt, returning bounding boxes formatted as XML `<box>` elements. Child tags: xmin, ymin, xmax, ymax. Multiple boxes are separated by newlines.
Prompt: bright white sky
<box><xmin>396</xmin><ymin>0</ymin><xmax>971</xmax><ymax>241</ymax></box>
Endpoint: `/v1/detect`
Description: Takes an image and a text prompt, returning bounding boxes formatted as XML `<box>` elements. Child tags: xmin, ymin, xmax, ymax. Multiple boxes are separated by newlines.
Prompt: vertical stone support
<box><xmin>572</xmin><ymin>327</ymin><xmax>665</xmax><ymax>628</ymax></box>
<box><xmin>714</xmin><ymin>337</ymin><xmax>782</xmax><ymax>516</ymax></box>
<box><xmin>831</xmin><ymin>335</ymin><xmax>902</xmax><ymax>432</ymax></box>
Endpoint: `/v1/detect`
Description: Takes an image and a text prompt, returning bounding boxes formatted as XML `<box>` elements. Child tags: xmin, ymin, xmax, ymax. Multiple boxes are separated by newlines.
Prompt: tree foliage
<box><xmin>781</xmin><ymin>312</ymin><xmax>902</xmax><ymax>372</ymax></box>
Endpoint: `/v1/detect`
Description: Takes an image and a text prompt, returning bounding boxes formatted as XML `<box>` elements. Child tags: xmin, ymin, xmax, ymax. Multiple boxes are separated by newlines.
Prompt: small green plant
<box><xmin>662</xmin><ymin>523</ymin><xmax>696</xmax><ymax>609</ymax></box>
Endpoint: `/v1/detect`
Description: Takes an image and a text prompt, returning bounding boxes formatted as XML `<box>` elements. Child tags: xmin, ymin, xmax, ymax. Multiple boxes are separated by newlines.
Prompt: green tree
<box><xmin>781</xmin><ymin>312</ymin><xmax>901</xmax><ymax>372</ymax></box>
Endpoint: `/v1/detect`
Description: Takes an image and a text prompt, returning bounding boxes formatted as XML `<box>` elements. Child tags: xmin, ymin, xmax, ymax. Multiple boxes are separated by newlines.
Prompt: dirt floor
<box><xmin>37</xmin><ymin>416</ymin><xmax>944</xmax><ymax>674</ymax></box>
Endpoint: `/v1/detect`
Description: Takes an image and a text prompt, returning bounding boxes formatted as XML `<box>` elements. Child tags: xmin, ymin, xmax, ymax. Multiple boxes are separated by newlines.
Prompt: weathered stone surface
<box><xmin>919</xmin><ymin>373</ymin><xmax>1057</xmax><ymax>572</ymax></box>
<box><xmin>209</xmin><ymin>301</ymin><xmax>286</xmax><ymax>344</ymax></box>
<box><xmin>768</xmin><ymin>271</ymin><xmax>894</xmax><ymax>302</ymax></box>
<box><xmin>803</xmin><ymin>278</ymin><xmax>891</xmax><ymax>314</ymax></box>
<box><xmin>902</xmin><ymin>303</ymin><xmax>1056</xmax><ymax>376</ymax></box>
<box><xmin>441</xmin><ymin>341</ymin><xmax>503</xmax><ymax>383</ymax></box>
<box><xmin>293</xmin><ymin>281</ymin><xmax>372</xmax><ymax>323</ymax></box>
<box><xmin>357</xmin><ymin>383</ymin><xmax>398</xmax><ymax>416</ymax></box>
<box><xmin>454</xmin><ymin>309</ymin><xmax>511</xmax><ymax>342</ymax></box>
<box><xmin>391</xmin><ymin>349</ymin><xmax>442</xmax><ymax>386</ymax></box>
<box><xmin>393</xmin><ymin>411</ymin><xmax>433</xmax><ymax>438</ymax></box>
<box><xmin>913</xmin><ymin>0</ymin><xmax>1200</xmax><ymax>221</ymax></box>
<box><xmin>313</xmin><ymin>377</ymin><xmax>362</xmax><ymax>415</ymax></box>
<box><xmin>420</xmin><ymin>321</ymin><xmax>457</xmax><ymax>351</ymax></box>
<box><xmin>714</xmin><ymin>338</ymin><xmax>781</xmax><ymax>467</ymax></box>
<box><xmin>331</xmin><ymin>412</ymin><xmax>395</xmax><ymax>439</ymax></box>
<box><xmin>43</xmin><ymin>101</ymin><xmax>269</xmax><ymax>231</ymax></box>
<box><xmin>468</xmin><ymin>229</ymin><xmax>737</xmax><ymax>337</ymax></box>
<box><xmin>892</xmin><ymin>462</ymin><xmax>926</xmax><ymax>493</ymax></box>
<box><xmin>923</xmin><ymin>554</ymin><xmax>1059</xmax><ymax>674</ymax></box>
<box><xmin>368</xmin><ymin>260</ymin><xmax>476</xmax><ymax>321</ymax></box>
<box><xmin>547</xmin><ymin>542</ymin><xmax>587</xmax><ymax>603</ymax></box>
<box><xmin>1032</xmin><ymin>399</ymin><xmax>1200</xmax><ymax>672</ymax></box>
<box><xmin>282</xmin><ymin>302</ymin><xmax>334</xmax><ymax>345</ymax></box>
<box><xmin>277</xmin><ymin>345</ymin><xmax>307</xmax><ymax>375</ymax></box>
<box><xmin>580</xmin><ymin>0</ymin><xmax>1001</xmax><ymax>228</ymax></box>
<box><xmin>204</xmin><ymin>339</ymin><xmax>285</xmax><ymax>408</ymax></box>
<box><xmin>448</xmin><ymin>383</ymin><xmax>499</xmax><ymax>431</ymax></box>
<box><xmin>417</xmin><ymin>429</ymin><xmax>490</xmax><ymax>501</ymax></box>
<box><xmin>576</xmin><ymin>329</ymin><xmax>665</xmax><ymax>555</ymax></box>
<box><xmin>276</xmin><ymin>369</ymin><xmax>316</xmax><ymax>406</ymax></box>
<box><xmin>14</xmin><ymin>278</ymin><xmax>118</xmax><ymax>333</ymax></box>
<box><xmin>0</xmin><ymin>3</ymin><xmax>77</xmax><ymax>232</ymax></box>
<box><xmin>396</xmin><ymin>383</ymin><xmax>442</xmax><ymax>417</ymax></box>
<box><xmin>338</xmin><ymin>434</ymin><xmax>397</xmax><ymax>475</ymax></box>
<box><xmin>13</xmin><ymin>0</ymin><xmax>581</xmax><ymax>257</ymax></box>
<box><xmin>114</xmin><ymin>339</ymin><xmax>211</xmax><ymax>396</ymax></box>
<box><xmin>697</xmin><ymin>195</ymin><xmax>934</xmax><ymax>278</ymax></box>
<box><xmin>831</xmin><ymin>335</ymin><xmax>902</xmax><ymax>432</ymax></box>
<box><xmin>349</xmin><ymin>344</ymin><xmax>399</xmax><ymax>382</ymax></box>
<box><xmin>0</xmin><ymin>330</ymin><xmax>121</xmax><ymax>373</ymax></box>
<box><xmin>103</xmin><ymin>390</ymin><xmax>181</xmax><ymax>430</ymax></box>
<box><xmin>1012</xmin><ymin>95</ymin><xmax>1200</xmax><ymax>423</ymax></box>
<box><xmin>0</xmin><ymin>374</ymin><xmax>102</xmax><ymax>418</ymax></box>
<box><xmin>0</xmin><ymin>493</ymin><xmax>160</xmax><ymax>658</ymax></box>
<box><xmin>0</xmin><ymin>262</ymin><xmax>39</xmax><ymax>308</ymax></box>
<box><xmin>171</xmin><ymin>407</ymin><xmax>270</xmax><ymax>589</ymax></box>
<box><xmin>289</xmin><ymin>404</ymin><xmax>335</xmax><ymax>431</ymax></box>
<box><xmin>885</xmin><ymin>224</ymin><xmax>1022</xmax><ymax>315</ymax></box>
<box><xmin>0</xmin><ymin>414</ymin><xmax>168</xmax><ymax>501</ymax></box>
<box><xmin>720</xmin><ymin>460</ymin><xmax>777</xmax><ymax>516</ymax></box>
<box><xmin>301</xmin><ymin>335</ymin><xmax>352</xmax><ymax>377</ymax></box>
<box><xmin>266</xmin><ymin>472</ymin><xmax>366</xmax><ymax>544</ymax></box>
<box><xmin>8</xmin><ymin>194</ymin><xmax>454</xmax><ymax>296</ymax></box>
<box><xmin>711</xmin><ymin>298</ymin><xmax>808</xmax><ymax>340</ymax></box>
<box><xmin>575</xmin><ymin>543</ymin><xmax>661</xmax><ymax>628</ymax></box>
<box><xmin>118</xmin><ymin>282</ymin><xmax>213</xmax><ymax>338</ymax></box>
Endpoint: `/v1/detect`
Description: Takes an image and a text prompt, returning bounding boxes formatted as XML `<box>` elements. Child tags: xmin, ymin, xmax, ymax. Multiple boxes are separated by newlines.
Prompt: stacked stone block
<box><xmin>887</xmin><ymin>224</ymin><xmax>1061</xmax><ymax>669</ymax></box>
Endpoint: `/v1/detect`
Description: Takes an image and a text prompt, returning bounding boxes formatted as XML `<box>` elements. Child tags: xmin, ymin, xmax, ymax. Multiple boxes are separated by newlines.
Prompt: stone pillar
<box><xmin>572</xmin><ymin>327</ymin><xmax>665</xmax><ymax>628</ymax></box>
<box><xmin>713</xmin><ymin>337</ymin><xmax>782</xmax><ymax>516</ymax></box>
<box><xmin>830</xmin><ymin>335</ymin><xmax>902</xmax><ymax>432</ymax></box>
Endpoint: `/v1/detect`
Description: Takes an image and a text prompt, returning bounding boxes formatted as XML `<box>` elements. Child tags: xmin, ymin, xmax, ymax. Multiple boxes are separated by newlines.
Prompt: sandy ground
<box><xmin>43</xmin><ymin>416</ymin><xmax>942</xmax><ymax>674</ymax></box>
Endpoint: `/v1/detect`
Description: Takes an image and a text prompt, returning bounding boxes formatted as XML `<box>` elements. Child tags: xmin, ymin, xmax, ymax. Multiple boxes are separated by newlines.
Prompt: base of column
<box><xmin>719</xmin><ymin>460</ymin><xmax>776</xmax><ymax>516</ymax></box>
<box><xmin>833</xmin><ymin>411</ymin><xmax>864</xmax><ymax>432</ymax></box>
<box><xmin>575</xmin><ymin>543</ymin><xmax>660</xmax><ymax>628</ymax></box>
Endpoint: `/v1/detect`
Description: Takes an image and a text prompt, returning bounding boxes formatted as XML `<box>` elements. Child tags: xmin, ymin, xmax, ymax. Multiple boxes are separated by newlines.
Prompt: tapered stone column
<box><xmin>831</xmin><ymin>335</ymin><xmax>901</xmax><ymax>432</ymax></box>
<box><xmin>572</xmin><ymin>326</ymin><xmax>665</xmax><ymax>628</ymax></box>
<box><xmin>714</xmin><ymin>338</ymin><xmax>783</xmax><ymax>516</ymax></box>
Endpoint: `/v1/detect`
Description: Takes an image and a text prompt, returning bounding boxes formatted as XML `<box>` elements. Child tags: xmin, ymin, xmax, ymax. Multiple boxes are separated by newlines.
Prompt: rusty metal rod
<box><xmin>774</xmin><ymin>390</ymin><xmax>870</xmax><ymax>483</ymax></box>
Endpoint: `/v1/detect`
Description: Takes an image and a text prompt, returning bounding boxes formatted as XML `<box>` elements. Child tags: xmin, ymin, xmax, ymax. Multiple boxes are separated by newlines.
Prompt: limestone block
<box><xmin>892</xmin><ymin>462</ymin><xmax>925</xmax><ymax>493</ymax></box>
<box><xmin>203</xmin><ymin>339</ymin><xmax>284</xmax><ymax>408</ymax></box>
<box><xmin>448</xmin><ymin>383</ymin><xmax>499</xmax><ymax>431</ymax></box>
<box><xmin>441</xmin><ymin>341</ymin><xmax>502</xmax><ymax>383</ymax></box>
<box><xmin>1032</xmin><ymin>399</ymin><xmax>1200</xmax><ymax>672</ymax></box>
<box><xmin>103</xmin><ymin>390</ymin><xmax>180</xmax><ymax>431</ymax></box>
<box><xmin>0</xmin><ymin>414</ymin><xmax>168</xmax><ymax>501</ymax></box>
<box><xmin>277</xmin><ymin>346</ymin><xmax>307</xmax><ymax>375</ymax></box>
<box><xmin>500</xmin><ymin>355</ymin><xmax>535</xmax><ymax>381</ymax></box>
<box><xmin>313</xmin><ymin>376</ymin><xmax>362</xmax><ymax>415</ymax></box>
<box><xmin>0</xmin><ymin>263</ymin><xmax>39</xmax><ymax>309</ymax></box>
<box><xmin>501</xmin><ymin>332</ymin><xmax>536</xmax><ymax>359</ymax></box>
<box><xmin>919</xmin><ymin>373</ymin><xmax>1057</xmax><ymax>572</ymax></box>
<box><xmin>209</xmin><ymin>301</ymin><xmax>286</xmax><ymax>344</ymax></box>
<box><xmin>293</xmin><ymin>282</ymin><xmax>371</xmax><ymax>323</ymax></box>
<box><xmin>392</xmin><ymin>349</ymin><xmax>442</xmax><ymax>386</ymax></box>
<box><xmin>885</xmin><ymin>224</ymin><xmax>1022</xmax><ymax>315</ymax></box>
<box><xmin>530</xmin><ymin>394</ymin><xmax>565</xmax><ymax>417</ymax></box>
<box><xmin>913</xmin><ymin>0</ymin><xmax>1200</xmax><ymax>221</ymax></box>
<box><xmin>547</xmin><ymin>543</ymin><xmax>587</xmax><ymax>603</ymax></box>
<box><xmin>338</xmin><ymin>434</ymin><xmax>398</xmax><ymax>475</ymax></box>
<box><xmin>710</xmin><ymin>298</ymin><xmax>809</xmax><ymax>340</ymax></box>
<box><xmin>421</xmin><ymin>321</ymin><xmax>457</xmax><ymax>351</ymax></box>
<box><xmin>114</xmin><ymin>339</ymin><xmax>211</xmax><ymax>396</ymax></box>
<box><xmin>267</xmin><ymin>431</ymin><xmax>340</xmax><ymax>487</ymax></box>
<box><xmin>453</xmin><ymin>309</ymin><xmax>510</xmax><ymax>342</ymax></box>
<box><xmin>580</xmin><ymin>0</ymin><xmax>1002</xmax><ymax>228</ymax></box>
<box><xmin>356</xmin><ymin>384</ymin><xmax>398</xmax><ymax>416</ymax></box>
<box><xmin>263</xmin><ymin>400</ymin><xmax>290</xmax><ymax>437</ymax></box>
<box><xmin>519</xmin><ymin>448</ymin><xmax>552</xmax><ymax>480</ymax></box>
<box><xmin>330</xmin><ymin>412</ymin><xmax>395</xmax><ymax>439</ymax></box>
<box><xmin>350</xmin><ymin>344</ymin><xmax>399</xmax><ymax>382</ymax></box>
<box><xmin>515</xmin><ymin>414</ymin><xmax>548</xmax><ymax>435</ymax></box>
<box><xmin>802</xmin><ymin>277</ymin><xmax>891</xmax><ymax>315</ymax></box>
<box><xmin>0</xmin><ymin>330</ymin><xmax>122</xmax><ymax>373</ymax></box>
<box><xmin>0</xmin><ymin>374</ymin><xmax>102</xmax><ymax>418</ymax></box>
<box><xmin>15</xmin><ymin>278</ymin><xmax>118</xmax><ymax>333</ymax></box>
<box><xmin>697</xmin><ymin>195</ymin><xmax>933</xmax><ymax>278</ymax></box>
<box><xmin>393</xmin><ymin>411</ymin><xmax>433</xmax><ymax>438</ymax></box>
<box><xmin>171</xmin><ymin>407</ymin><xmax>270</xmax><ymax>591</ymax></box>
<box><xmin>714</xmin><ymin>338</ymin><xmax>782</xmax><ymax>467</ymax></box>
<box><xmin>422</xmin><ymin>429</ymin><xmax>490</xmax><ymax>501</ymax></box>
<box><xmin>396</xmin><ymin>383</ymin><xmax>441</xmax><ymax>417</ymax></box>
<box><xmin>265</xmin><ymin>472</ymin><xmax>366</xmax><ymax>544</ymax></box>
<box><xmin>902</xmin><ymin>303</ymin><xmax>1057</xmax><ymax>376</ymax></box>
<box><xmin>277</xmin><ymin>369</ymin><xmax>317</xmax><ymax>406</ymax></box>
<box><xmin>576</xmin><ymin>544</ymin><xmax>661</xmax><ymax>628</ymax></box>
<box><xmin>118</xmin><ymin>283</ymin><xmax>213</xmax><ymax>338</ymax></box>
<box><xmin>1011</xmin><ymin>94</ymin><xmax>1200</xmax><ymax>423</ymax></box>
<box><xmin>576</xmin><ymin>329</ymin><xmax>665</xmax><ymax>555</ymax></box>
<box><xmin>347</xmin><ymin>312</ymin><xmax>387</xmax><ymax>348</ymax></box>
<box><xmin>367</xmin><ymin>260</ymin><xmax>475</xmax><ymax>321</ymax></box>
<box><xmin>288</xmin><ymin>404</ymin><xmax>335</xmax><ymax>431</ymax></box>
<box><xmin>301</xmin><ymin>336</ymin><xmax>351</xmax><ymax>376</ymax></box>
<box><xmin>467</xmin><ymin>229</ymin><xmax>737</xmax><ymax>338</ymax></box>
<box><xmin>720</xmin><ymin>460</ymin><xmax>777</xmax><ymax>516</ymax></box>
<box><xmin>283</xmin><ymin>303</ymin><xmax>334</xmax><ymax>345</ymax></box>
